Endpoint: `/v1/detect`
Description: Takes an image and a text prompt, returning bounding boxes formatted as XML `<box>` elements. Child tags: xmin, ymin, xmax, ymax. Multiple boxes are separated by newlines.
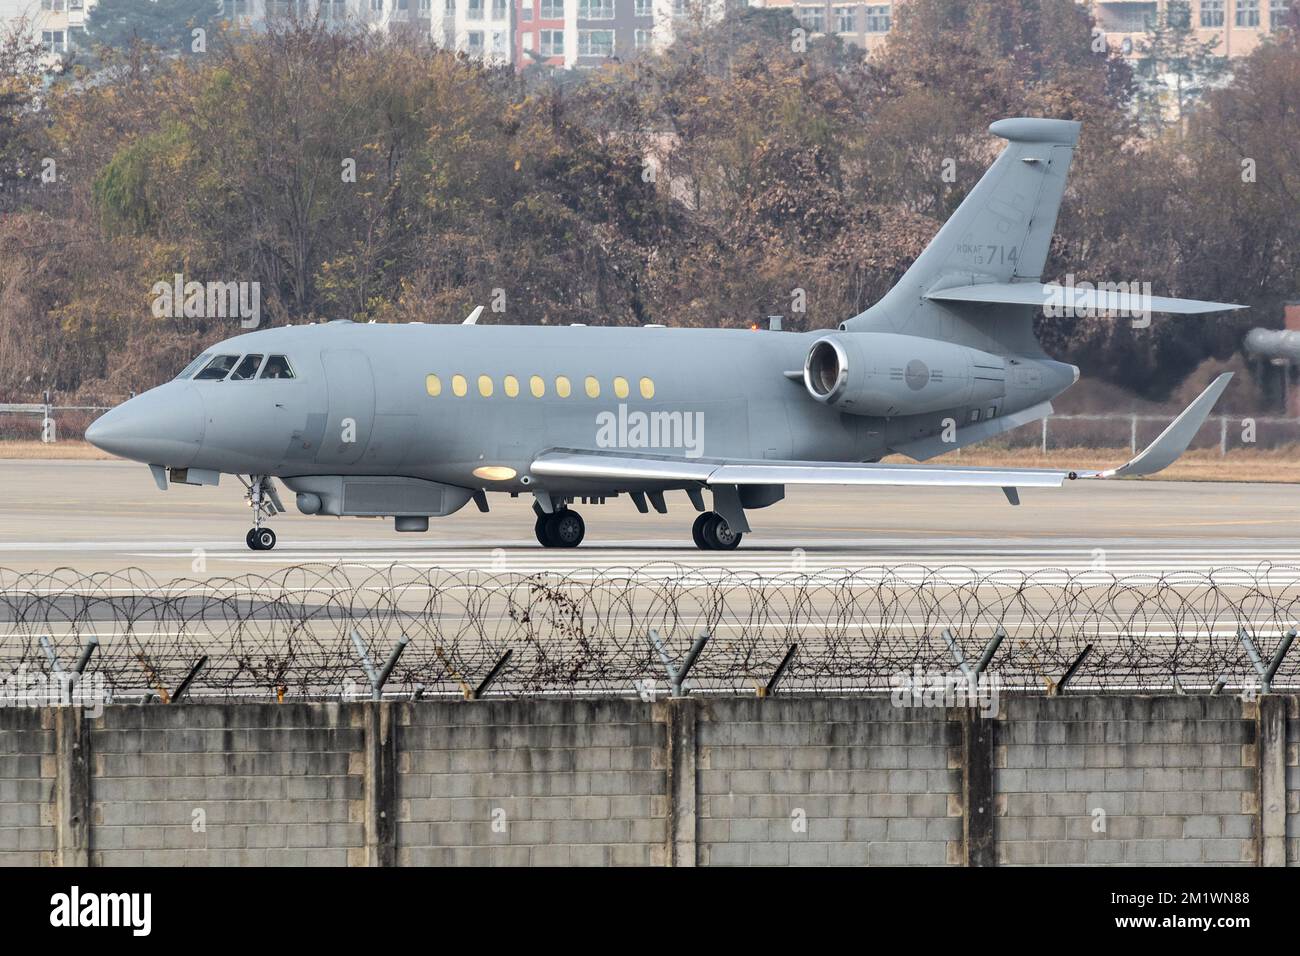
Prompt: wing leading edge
<box><xmin>530</xmin><ymin>374</ymin><xmax>1232</xmax><ymax>490</ymax></box>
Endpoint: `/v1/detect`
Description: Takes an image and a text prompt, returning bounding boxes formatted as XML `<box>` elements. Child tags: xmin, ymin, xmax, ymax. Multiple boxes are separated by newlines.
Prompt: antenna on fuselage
<box><xmin>462</xmin><ymin>305</ymin><xmax>484</xmax><ymax>325</ymax></box>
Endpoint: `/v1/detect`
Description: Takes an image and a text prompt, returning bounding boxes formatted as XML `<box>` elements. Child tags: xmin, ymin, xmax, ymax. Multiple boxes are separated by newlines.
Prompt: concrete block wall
<box><xmin>1286</xmin><ymin>697</ymin><xmax>1300</xmax><ymax>866</ymax></box>
<box><xmin>996</xmin><ymin>697</ymin><xmax>1257</xmax><ymax>866</ymax></box>
<box><xmin>0</xmin><ymin>695</ymin><xmax>1296</xmax><ymax>866</ymax></box>
<box><xmin>0</xmin><ymin>708</ymin><xmax>54</xmax><ymax>866</ymax></box>
<box><xmin>89</xmin><ymin>704</ymin><xmax>363</xmax><ymax>866</ymax></box>
<box><xmin>696</xmin><ymin>699</ymin><xmax>961</xmax><ymax>866</ymax></box>
<box><xmin>396</xmin><ymin>700</ymin><xmax>667</xmax><ymax>865</ymax></box>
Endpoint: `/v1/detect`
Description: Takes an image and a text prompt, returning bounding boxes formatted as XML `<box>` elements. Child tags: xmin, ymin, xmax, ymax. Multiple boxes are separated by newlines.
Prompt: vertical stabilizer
<box><xmin>842</xmin><ymin>117</ymin><xmax>1080</xmax><ymax>354</ymax></box>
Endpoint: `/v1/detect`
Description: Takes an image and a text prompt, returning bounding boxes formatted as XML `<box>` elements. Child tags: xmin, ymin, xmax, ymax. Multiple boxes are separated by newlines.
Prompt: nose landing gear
<box><xmin>239</xmin><ymin>475</ymin><xmax>285</xmax><ymax>551</ymax></box>
<box><xmin>246</xmin><ymin>527</ymin><xmax>277</xmax><ymax>551</ymax></box>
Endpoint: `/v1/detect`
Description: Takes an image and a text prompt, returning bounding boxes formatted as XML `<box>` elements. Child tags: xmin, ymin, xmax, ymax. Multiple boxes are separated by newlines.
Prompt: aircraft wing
<box><xmin>531</xmin><ymin>374</ymin><xmax>1232</xmax><ymax>490</ymax></box>
<box><xmin>925</xmin><ymin>282</ymin><xmax>1245</xmax><ymax>315</ymax></box>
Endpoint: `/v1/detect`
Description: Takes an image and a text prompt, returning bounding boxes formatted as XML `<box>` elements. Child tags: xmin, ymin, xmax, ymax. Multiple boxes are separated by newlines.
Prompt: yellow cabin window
<box><xmin>584</xmin><ymin>376</ymin><xmax>600</xmax><ymax>398</ymax></box>
<box><xmin>555</xmin><ymin>376</ymin><xmax>571</xmax><ymax>398</ymax></box>
<box><xmin>504</xmin><ymin>375</ymin><xmax>519</xmax><ymax>398</ymax></box>
<box><xmin>639</xmin><ymin>377</ymin><xmax>655</xmax><ymax>399</ymax></box>
<box><xmin>613</xmin><ymin>377</ymin><xmax>629</xmax><ymax>399</ymax></box>
<box><xmin>478</xmin><ymin>374</ymin><xmax>494</xmax><ymax>397</ymax></box>
<box><xmin>452</xmin><ymin>374</ymin><xmax>468</xmax><ymax>397</ymax></box>
<box><xmin>425</xmin><ymin>374</ymin><xmax>442</xmax><ymax>397</ymax></box>
<box><xmin>530</xmin><ymin>375</ymin><xmax>545</xmax><ymax>398</ymax></box>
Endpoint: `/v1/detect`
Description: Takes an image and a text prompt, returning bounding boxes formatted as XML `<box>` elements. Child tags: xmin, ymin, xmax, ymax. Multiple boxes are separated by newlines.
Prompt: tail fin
<box><xmin>843</xmin><ymin>117</ymin><xmax>1080</xmax><ymax>354</ymax></box>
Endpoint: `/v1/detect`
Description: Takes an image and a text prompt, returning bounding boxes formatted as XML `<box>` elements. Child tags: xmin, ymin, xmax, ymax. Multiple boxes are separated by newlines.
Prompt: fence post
<box><xmin>660</xmin><ymin>698</ymin><xmax>698</xmax><ymax>867</ymax></box>
<box><xmin>1255</xmin><ymin>696</ymin><xmax>1286</xmax><ymax>867</ymax></box>
<box><xmin>1040</xmin><ymin>417</ymin><xmax>1048</xmax><ymax>454</ymax></box>
<box><xmin>362</xmin><ymin>701</ymin><xmax>397</xmax><ymax>867</ymax></box>
<box><xmin>1219</xmin><ymin>416</ymin><xmax>1228</xmax><ymax>457</ymax></box>
<box><xmin>1130</xmin><ymin>414</ymin><xmax>1137</xmax><ymax>454</ymax></box>
<box><xmin>54</xmin><ymin>707</ymin><xmax>92</xmax><ymax>867</ymax></box>
<box><xmin>958</xmin><ymin>707</ymin><xmax>996</xmax><ymax>867</ymax></box>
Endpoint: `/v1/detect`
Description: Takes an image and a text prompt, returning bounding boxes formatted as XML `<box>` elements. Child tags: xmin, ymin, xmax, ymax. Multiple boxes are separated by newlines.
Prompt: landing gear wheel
<box><xmin>691</xmin><ymin>513</ymin><xmax>711</xmax><ymax>550</ymax></box>
<box><xmin>241</xmin><ymin>475</ymin><xmax>282</xmax><ymax>552</ymax></box>
<box><xmin>547</xmin><ymin>510</ymin><xmax>585</xmax><ymax>548</ymax></box>
<box><xmin>698</xmin><ymin>512</ymin><xmax>742</xmax><ymax>551</ymax></box>
<box><xmin>534</xmin><ymin>515</ymin><xmax>551</xmax><ymax>547</ymax></box>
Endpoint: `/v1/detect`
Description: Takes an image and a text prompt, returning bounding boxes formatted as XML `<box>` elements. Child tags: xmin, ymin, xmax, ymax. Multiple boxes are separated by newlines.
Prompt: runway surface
<box><xmin>3</xmin><ymin>460</ymin><xmax>1298</xmax><ymax>696</ymax></box>
<box><xmin>1</xmin><ymin>459</ymin><xmax>1298</xmax><ymax>579</ymax></box>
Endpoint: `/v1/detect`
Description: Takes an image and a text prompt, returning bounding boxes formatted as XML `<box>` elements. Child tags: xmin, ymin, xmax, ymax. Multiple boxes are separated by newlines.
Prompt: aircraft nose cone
<box><xmin>86</xmin><ymin>384</ymin><xmax>204</xmax><ymax>467</ymax></box>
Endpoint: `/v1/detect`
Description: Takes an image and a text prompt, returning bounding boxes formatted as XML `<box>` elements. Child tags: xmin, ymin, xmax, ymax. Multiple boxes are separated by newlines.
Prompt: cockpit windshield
<box><xmin>181</xmin><ymin>352</ymin><xmax>295</xmax><ymax>381</ymax></box>
<box><xmin>175</xmin><ymin>352</ymin><xmax>212</xmax><ymax>380</ymax></box>
<box><xmin>229</xmin><ymin>354</ymin><xmax>264</xmax><ymax>381</ymax></box>
<box><xmin>194</xmin><ymin>355</ymin><xmax>240</xmax><ymax>381</ymax></box>
<box><xmin>259</xmin><ymin>355</ymin><xmax>295</xmax><ymax>379</ymax></box>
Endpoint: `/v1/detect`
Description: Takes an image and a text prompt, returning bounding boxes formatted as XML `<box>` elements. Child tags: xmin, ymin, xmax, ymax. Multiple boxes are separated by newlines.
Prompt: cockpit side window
<box><xmin>194</xmin><ymin>354</ymin><xmax>240</xmax><ymax>381</ymax></box>
<box><xmin>175</xmin><ymin>352</ymin><xmax>212</xmax><ymax>380</ymax></box>
<box><xmin>229</xmin><ymin>354</ymin><xmax>264</xmax><ymax>381</ymax></box>
<box><xmin>259</xmin><ymin>355</ymin><xmax>295</xmax><ymax>380</ymax></box>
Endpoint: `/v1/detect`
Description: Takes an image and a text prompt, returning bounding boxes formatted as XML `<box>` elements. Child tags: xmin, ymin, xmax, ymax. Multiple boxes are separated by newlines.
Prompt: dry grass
<box><xmin>0</xmin><ymin>440</ymin><xmax>114</xmax><ymax>460</ymax></box>
<box><xmin>1</xmin><ymin>440</ymin><xmax>1295</xmax><ymax>481</ymax></box>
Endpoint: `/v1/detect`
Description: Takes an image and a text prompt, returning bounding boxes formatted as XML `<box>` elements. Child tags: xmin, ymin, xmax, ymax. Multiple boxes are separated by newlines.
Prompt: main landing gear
<box><xmin>692</xmin><ymin>511</ymin><xmax>742</xmax><ymax>550</ymax></box>
<box><xmin>240</xmin><ymin>475</ymin><xmax>284</xmax><ymax>551</ymax></box>
<box><xmin>534</xmin><ymin>506</ymin><xmax>586</xmax><ymax>548</ymax></box>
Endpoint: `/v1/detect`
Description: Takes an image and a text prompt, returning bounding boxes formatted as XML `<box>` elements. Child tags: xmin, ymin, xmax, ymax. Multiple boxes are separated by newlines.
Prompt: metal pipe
<box><xmin>941</xmin><ymin>628</ymin><xmax>976</xmax><ymax>687</ymax></box>
<box><xmin>1054</xmin><ymin>644</ymin><xmax>1093</xmax><ymax>695</ymax></box>
<box><xmin>350</xmin><ymin>629</ymin><xmax>379</xmax><ymax>688</ymax></box>
<box><xmin>762</xmin><ymin>644</ymin><xmax>798</xmax><ymax>698</ymax></box>
<box><xmin>675</xmin><ymin>631</ymin><xmax>711</xmax><ymax>696</ymax></box>
<box><xmin>1262</xmin><ymin>628</ymin><xmax>1296</xmax><ymax>691</ymax></box>
<box><xmin>171</xmin><ymin>655</ymin><xmax>208</xmax><ymax>703</ymax></box>
<box><xmin>39</xmin><ymin>635</ymin><xmax>62</xmax><ymax>673</ymax></box>
<box><xmin>374</xmin><ymin>634</ymin><xmax>410</xmax><ymax>696</ymax></box>
<box><xmin>473</xmin><ymin>649</ymin><xmax>513</xmax><ymax>700</ymax></box>
<box><xmin>975</xmin><ymin>629</ymin><xmax>1005</xmax><ymax>675</ymax></box>
<box><xmin>73</xmin><ymin>635</ymin><xmax>99</xmax><ymax>675</ymax></box>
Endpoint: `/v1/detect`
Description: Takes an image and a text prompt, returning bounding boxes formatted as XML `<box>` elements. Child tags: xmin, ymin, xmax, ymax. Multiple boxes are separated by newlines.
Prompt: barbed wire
<box><xmin>1</xmin><ymin>563</ymin><xmax>1298</xmax><ymax>701</ymax></box>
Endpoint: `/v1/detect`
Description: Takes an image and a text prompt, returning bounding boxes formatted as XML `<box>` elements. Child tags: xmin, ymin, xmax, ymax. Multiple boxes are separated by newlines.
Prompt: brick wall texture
<box><xmin>0</xmin><ymin>695</ymin><xmax>1295</xmax><ymax>866</ymax></box>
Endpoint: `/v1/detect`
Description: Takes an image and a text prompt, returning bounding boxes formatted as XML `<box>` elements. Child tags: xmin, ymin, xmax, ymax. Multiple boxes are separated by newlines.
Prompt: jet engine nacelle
<box><xmin>803</xmin><ymin>333</ymin><xmax>1006</xmax><ymax>417</ymax></box>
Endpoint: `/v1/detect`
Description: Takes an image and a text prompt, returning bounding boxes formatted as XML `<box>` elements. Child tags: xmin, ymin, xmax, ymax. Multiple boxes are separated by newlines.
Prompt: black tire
<box><xmin>691</xmin><ymin>512</ymin><xmax>712</xmax><ymax>550</ymax></box>
<box><xmin>246</xmin><ymin>529</ymin><xmax>260</xmax><ymax>551</ymax></box>
<box><xmin>550</xmin><ymin>510</ymin><xmax>585</xmax><ymax>548</ymax></box>
<box><xmin>254</xmin><ymin>528</ymin><xmax>276</xmax><ymax>551</ymax></box>
<box><xmin>534</xmin><ymin>515</ymin><xmax>550</xmax><ymax>547</ymax></box>
<box><xmin>703</xmin><ymin>513</ymin><xmax>742</xmax><ymax>551</ymax></box>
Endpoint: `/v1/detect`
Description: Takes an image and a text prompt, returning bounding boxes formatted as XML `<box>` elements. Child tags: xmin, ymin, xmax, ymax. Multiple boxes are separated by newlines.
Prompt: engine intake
<box><xmin>802</xmin><ymin>332</ymin><xmax>1006</xmax><ymax>417</ymax></box>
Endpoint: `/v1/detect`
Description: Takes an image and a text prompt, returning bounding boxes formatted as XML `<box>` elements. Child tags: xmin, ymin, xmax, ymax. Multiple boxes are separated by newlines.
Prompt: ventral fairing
<box><xmin>87</xmin><ymin>118</ymin><xmax>1242</xmax><ymax>550</ymax></box>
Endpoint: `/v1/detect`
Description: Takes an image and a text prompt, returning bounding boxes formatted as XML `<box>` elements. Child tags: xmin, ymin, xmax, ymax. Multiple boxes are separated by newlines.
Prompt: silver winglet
<box><xmin>1084</xmin><ymin>373</ymin><xmax>1233</xmax><ymax>479</ymax></box>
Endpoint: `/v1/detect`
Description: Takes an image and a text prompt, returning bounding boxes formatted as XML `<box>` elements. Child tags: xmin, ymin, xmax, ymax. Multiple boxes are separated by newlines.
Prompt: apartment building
<box><xmin>1093</xmin><ymin>0</ymin><xmax>1292</xmax><ymax>58</ymax></box>
<box><xmin>0</xmin><ymin>0</ymin><xmax>95</xmax><ymax>63</ymax></box>
<box><xmin>437</xmin><ymin>0</ymin><xmax>513</xmax><ymax>64</ymax></box>
<box><xmin>514</xmin><ymin>0</ymin><xmax>710</xmax><ymax>68</ymax></box>
<box><xmin>750</xmin><ymin>1</ymin><xmax>1293</xmax><ymax>58</ymax></box>
<box><xmin>233</xmin><ymin>0</ymin><xmax>432</xmax><ymax>31</ymax></box>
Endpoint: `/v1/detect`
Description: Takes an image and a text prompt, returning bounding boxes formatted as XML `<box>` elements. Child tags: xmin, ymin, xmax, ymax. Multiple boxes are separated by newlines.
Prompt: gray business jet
<box><xmin>86</xmin><ymin>118</ymin><xmax>1243</xmax><ymax>551</ymax></box>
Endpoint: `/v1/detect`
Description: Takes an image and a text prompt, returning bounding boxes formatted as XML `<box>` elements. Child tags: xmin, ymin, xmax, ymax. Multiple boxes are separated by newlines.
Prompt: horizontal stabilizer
<box><xmin>925</xmin><ymin>282</ymin><xmax>1245</xmax><ymax>315</ymax></box>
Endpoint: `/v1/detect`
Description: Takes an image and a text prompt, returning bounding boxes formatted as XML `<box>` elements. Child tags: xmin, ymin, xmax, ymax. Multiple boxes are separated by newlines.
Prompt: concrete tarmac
<box><xmin>0</xmin><ymin>459</ymin><xmax>1297</xmax><ymax>579</ymax></box>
